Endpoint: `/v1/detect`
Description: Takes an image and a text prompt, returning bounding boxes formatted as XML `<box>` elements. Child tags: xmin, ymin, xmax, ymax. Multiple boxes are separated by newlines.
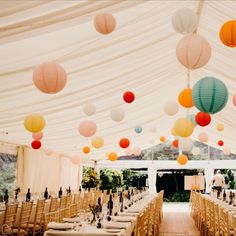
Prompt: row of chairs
<box><xmin>191</xmin><ymin>191</ymin><xmax>236</xmax><ymax>236</ymax></box>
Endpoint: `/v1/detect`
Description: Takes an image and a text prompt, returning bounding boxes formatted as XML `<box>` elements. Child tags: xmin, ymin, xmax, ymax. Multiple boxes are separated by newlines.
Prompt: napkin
<box><xmin>47</xmin><ymin>222</ymin><xmax>73</xmax><ymax>230</ymax></box>
<box><xmin>63</xmin><ymin>217</ymin><xmax>80</xmax><ymax>223</ymax></box>
<box><xmin>118</xmin><ymin>212</ymin><xmax>138</xmax><ymax>217</ymax></box>
<box><xmin>126</xmin><ymin>208</ymin><xmax>140</xmax><ymax>213</ymax></box>
<box><xmin>103</xmin><ymin>221</ymin><xmax>127</xmax><ymax>229</ymax></box>
<box><xmin>112</xmin><ymin>216</ymin><xmax>135</xmax><ymax>222</ymax></box>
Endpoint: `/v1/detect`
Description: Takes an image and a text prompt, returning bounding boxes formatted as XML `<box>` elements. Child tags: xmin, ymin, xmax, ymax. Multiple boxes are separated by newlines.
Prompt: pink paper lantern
<box><xmin>125</xmin><ymin>148</ymin><xmax>133</xmax><ymax>156</ymax></box>
<box><xmin>32</xmin><ymin>132</ymin><xmax>43</xmax><ymax>140</ymax></box>
<box><xmin>33</xmin><ymin>62</ymin><xmax>67</xmax><ymax>94</ymax></box>
<box><xmin>176</xmin><ymin>34</ymin><xmax>211</xmax><ymax>69</ymax></box>
<box><xmin>233</xmin><ymin>94</ymin><xmax>236</xmax><ymax>106</ymax></box>
<box><xmin>198</xmin><ymin>132</ymin><xmax>208</xmax><ymax>143</ymax></box>
<box><xmin>71</xmin><ymin>156</ymin><xmax>81</xmax><ymax>165</ymax></box>
<box><xmin>133</xmin><ymin>147</ymin><xmax>142</xmax><ymax>156</ymax></box>
<box><xmin>78</xmin><ymin>120</ymin><xmax>97</xmax><ymax>137</ymax></box>
<box><xmin>45</xmin><ymin>148</ymin><xmax>53</xmax><ymax>156</ymax></box>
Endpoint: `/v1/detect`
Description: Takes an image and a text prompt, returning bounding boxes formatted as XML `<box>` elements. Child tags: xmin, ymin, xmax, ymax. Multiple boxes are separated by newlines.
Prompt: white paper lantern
<box><xmin>125</xmin><ymin>148</ymin><xmax>133</xmax><ymax>156</ymax></box>
<box><xmin>192</xmin><ymin>147</ymin><xmax>200</xmax><ymax>156</ymax></box>
<box><xmin>149</xmin><ymin>126</ymin><xmax>157</xmax><ymax>133</ymax></box>
<box><xmin>164</xmin><ymin>101</ymin><xmax>179</xmax><ymax>116</ymax></box>
<box><xmin>198</xmin><ymin>132</ymin><xmax>208</xmax><ymax>143</ymax></box>
<box><xmin>71</xmin><ymin>155</ymin><xmax>81</xmax><ymax>165</ymax></box>
<box><xmin>133</xmin><ymin>147</ymin><xmax>142</xmax><ymax>156</ymax></box>
<box><xmin>110</xmin><ymin>107</ymin><xmax>125</xmax><ymax>122</ymax></box>
<box><xmin>83</xmin><ymin>103</ymin><xmax>96</xmax><ymax>116</ymax></box>
<box><xmin>223</xmin><ymin>147</ymin><xmax>231</xmax><ymax>156</ymax></box>
<box><xmin>179</xmin><ymin>138</ymin><xmax>193</xmax><ymax>152</ymax></box>
<box><xmin>172</xmin><ymin>8</ymin><xmax>198</xmax><ymax>34</ymax></box>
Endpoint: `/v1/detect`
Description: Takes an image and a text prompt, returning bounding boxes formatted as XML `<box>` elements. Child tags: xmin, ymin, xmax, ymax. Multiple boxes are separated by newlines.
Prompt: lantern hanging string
<box><xmin>186</xmin><ymin>69</ymin><xmax>190</xmax><ymax>117</ymax></box>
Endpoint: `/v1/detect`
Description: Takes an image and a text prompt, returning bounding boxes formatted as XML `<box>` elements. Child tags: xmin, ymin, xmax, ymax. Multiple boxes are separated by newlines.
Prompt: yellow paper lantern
<box><xmin>173</xmin><ymin>118</ymin><xmax>194</xmax><ymax>137</ymax></box>
<box><xmin>108</xmin><ymin>152</ymin><xmax>118</xmax><ymax>161</ymax></box>
<box><xmin>160</xmin><ymin>136</ymin><xmax>166</xmax><ymax>142</ymax></box>
<box><xmin>177</xmin><ymin>154</ymin><xmax>188</xmax><ymax>165</ymax></box>
<box><xmin>91</xmin><ymin>136</ymin><xmax>104</xmax><ymax>149</ymax></box>
<box><xmin>216</xmin><ymin>123</ymin><xmax>224</xmax><ymax>132</ymax></box>
<box><xmin>24</xmin><ymin>114</ymin><xmax>46</xmax><ymax>133</ymax></box>
<box><xmin>171</xmin><ymin>128</ymin><xmax>178</xmax><ymax>136</ymax></box>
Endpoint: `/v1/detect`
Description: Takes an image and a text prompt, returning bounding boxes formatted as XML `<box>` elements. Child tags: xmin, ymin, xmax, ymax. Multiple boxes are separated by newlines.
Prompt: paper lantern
<box><xmin>179</xmin><ymin>138</ymin><xmax>193</xmax><ymax>152</ymax></box>
<box><xmin>110</xmin><ymin>107</ymin><xmax>125</xmax><ymax>122</ymax></box>
<box><xmin>218</xmin><ymin>140</ymin><xmax>224</xmax><ymax>146</ymax></box>
<box><xmin>171</xmin><ymin>128</ymin><xmax>178</xmax><ymax>136</ymax></box>
<box><xmin>233</xmin><ymin>94</ymin><xmax>236</xmax><ymax>106</ymax></box>
<box><xmin>192</xmin><ymin>147</ymin><xmax>200</xmax><ymax>156</ymax></box>
<box><xmin>160</xmin><ymin>136</ymin><xmax>166</xmax><ymax>142</ymax></box>
<box><xmin>33</xmin><ymin>62</ymin><xmax>67</xmax><ymax>94</ymax></box>
<box><xmin>71</xmin><ymin>156</ymin><xmax>81</xmax><ymax>165</ymax></box>
<box><xmin>198</xmin><ymin>132</ymin><xmax>208</xmax><ymax>143</ymax></box>
<box><xmin>219</xmin><ymin>20</ymin><xmax>236</xmax><ymax>47</ymax></box>
<box><xmin>195</xmin><ymin>112</ymin><xmax>211</xmax><ymax>127</ymax></box>
<box><xmin>108</xmin><ymin>152</ymin><xmax>118</xmax><ymax>161</ymax></box>
<box><xmin>24</xmin><ymin>114</ymin><xmax>46</xmax><ymax>133</ymax></box>
<box><xmin>177</xmin><ymin>154</ymin><xmax>188</xmax><ymax>165</ymax></box>
<box><xmin>187</xmin><ymin>114</ymin><xmax>197</xmax><ymax>127</ymax></box>
<box><xmin>125</xmin><ymin>148</ymin><xmax>133</xmax><ymax>156</ymax></box>
<box><xmin>91</xmin><ymin>137</ymin><xmax>104</xmax><ymax>149</ymax></box>
<box><xmin>176</xmin><ymin>34</ymin><xmax>211</xmax><ymax>69</ymax></box>
<box><xmin>123</xmin><ymin>91</ymin><xmax>135</xmax><ymax>103</ymax></box>
<box><xmin>149</xmin><ymin>126</ymin><xmax>157</xmax><ymax>133</ymax></box>
<box><xmin>78</xmin><ymin>120</ymin><xmax>97</xmax><ymax>137</ymax></box>
<box><xmin>172</xmin><ymin>139</ymin><xmax>179</xmax><ymax>148</ymax></box>
<box><xmin>172</xmin><ymin>8</ymin><xmax>198</xmax><ymax>34</ymax></box>
<box><xmin>133</xmin><ymin>147</ymin><xmax>142</xmax><ymax>156</ymax></box>
<box><xmin>192</xmin><ymin>77</ymin><xmax>228</xmax><ymax>114</ymax></box>
<box><xmin>45</xmin><ymin>148</ymin><xmax>53</xmax><ymax>156</ymax></box>
<box><xmin>173</xmin><ymin>118</ymin><xmax>194</xmax><ymax>137</ymax></box>
<box><xmin>119</xmin><ymin>138</ymin><xmax>130</xmax><ymax>149</ymax></box>
<box><xmin>223</xmin><ymin>147</ymin><xmax>231</xmax><ymax>156</ymax></box>
<box><xmin>94</xmin><ymin>13</ymin><xmax>116</xmax><ymax>34</ymax></box>
<box><xmin>164</xmin><ymin>101</ymin><xmax>179</xmax><ymax>116</ymax></box>
<box><xmin>83</xmin><ymin>103</ymin><xmax>96</xmax><ymax>116</ymax></box>
<box><xmin>135</xmin><ymin>126</ymin><xmax>142</xmax><ymax>134</ymax></box>
<box><xmin>178</xmin><ymin>88</ymin><xmax>193</xmax><ymax>108</ymax></box>
<box><xmin>216</xmin><ymin>124</ymin><xmax>224</xmax><ymax>132</ymax></box>
<box><xmin>82</xmin><ymin>146</ymin><xmax>90</xmax><ymax>154</ymax></box>
<box><xmin>32</xmin><ymin>132</ymin><xmax>43</xmax><ymax>140</ymax></box>
<box><xmin>31</xmin><ymin>140</ymin><xmax>41</xmax><ymax>150</ymax></box>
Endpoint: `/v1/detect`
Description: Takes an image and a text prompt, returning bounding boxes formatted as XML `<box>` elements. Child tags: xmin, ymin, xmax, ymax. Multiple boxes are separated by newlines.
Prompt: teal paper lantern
<box><xmin>192</xmin><ymin>77</ymin><xmax>228</xmax><ymax>114</ymax></box>
<box><xmin>135</xmin><ymin>126</ymin><xmax>142</xmax><ymax>134</ymax></box>
<box><xmin>187</xmin><ymin>114</ymin><xmax>197</xmax><ymax>127</ymax></box>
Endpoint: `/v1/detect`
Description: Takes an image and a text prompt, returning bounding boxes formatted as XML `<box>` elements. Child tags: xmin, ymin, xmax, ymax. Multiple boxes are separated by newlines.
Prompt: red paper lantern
<box><xmin>172</xmin><ymin>139</ymin><xmax>179</xmax><ymax>148</ymax></box>
<box><xmin>123</xmin><ymin>91</ymin><xmax>135</xmax><ymax>103</ymax></box>
<box><xmin>31</xmin><ymin>140</ymin><xmax>41</xmax><ymax>149</ymax></box>
<box><xmin>119</xmin><ymin>138</ymin><xmax>130</xmax><ymax>149</ymax></box>
<box><xmin>195</xmin><ymin>112</ymin><xmax>211</xmax><ymax>127</ymax></box>
<box><xmin>218</xmin><ymin>140</ymin><xmax>224</xmax><ymax>146</ymax></box>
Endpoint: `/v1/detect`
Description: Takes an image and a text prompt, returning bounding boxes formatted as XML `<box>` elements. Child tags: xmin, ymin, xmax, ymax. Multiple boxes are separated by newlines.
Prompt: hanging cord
<box><xmin>186</xmin><ymin>69</ymin><xmax>190</xmax><ymax>117</ymax></box>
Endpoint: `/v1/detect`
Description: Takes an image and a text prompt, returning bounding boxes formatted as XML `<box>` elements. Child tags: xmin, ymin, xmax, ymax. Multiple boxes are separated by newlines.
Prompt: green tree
<box><xmin>81</xmin><ymin>167</ymin><xmax>100</xmax><ymax>189</ymax></box>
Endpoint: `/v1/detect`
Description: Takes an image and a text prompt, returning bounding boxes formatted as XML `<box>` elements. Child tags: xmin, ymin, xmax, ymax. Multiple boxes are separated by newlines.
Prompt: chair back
<box><xmin>58</xmin><ymin>208</ymin><xmax>70</xmax><ymax>222</ymax></box>
<box><xmin>2</xmin><ymin>203</ymin><xmax>18</xmax><ymax>234</ymax></box>
<box><xmin>44</xmin><ymin>211</ymin><xmax>59</xmax><ymax>231</ymax></box>
<box><xmin>32</xmin><ymin>199</ymin><xmax>45</xmax><ymax>235</ymax></box>
<box><xmin>233</xmin><ymin>214</ymin><xmax>236</xmax><ymax>236</ymax></box>
<box><xmin>59</xmin><ymin>196</ymin><xmax>67</xmax><ymax>209</ymax></box>
<box><xmin>49</xmin><ymin>197</ymin><xmax>59</xmax><ymax>212</ymax></box>
<box><xmin>69</xmin><ymin>204</ymin><xmax>77</xmax><ymax>218</ymax></box>
<box><xmin>66</xmin><ymin>195</ymin><xmax>72</xmax><ymax>207</ymax></box>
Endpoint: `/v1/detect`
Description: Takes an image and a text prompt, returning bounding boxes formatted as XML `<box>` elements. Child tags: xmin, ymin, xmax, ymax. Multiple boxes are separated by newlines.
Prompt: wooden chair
<box><xmin>69</xmin><ymin>204</ymin><xmax>77</xmax><ymax>218</ymax></box>
<box><xmin>49</xmin><ymin>197</ymin><xmax>59</xmax><ymax>212</ymax></box>
<box><xmin>44</xmin><ymin>211</ymin><xmax>59</xmax><ymax>231</ymax></box>
<box><xmin>66</xmin><ymin>195</ymin><xmax>72</xmax><ymax>207</ymax></box>
<box><xmin>58</xmin><ymin>208</ymin><xmax>70</xmax><ymax>223</ymax></box>
<box><xmin>59</xmin><ymin>196</ymin><xmax>67</xmax><ymax>209</ymax></box>
<box><xmin>233</xmin><ymin>214</ymin><xmax>236</xmax><ymax>236</ymax></box>
<box><xmin>219</xmin><ymin>207</ymin><xmax>234</xmax><ymax>236</ymax></box>
<box><xmin>1</xmin><ymin>203</ymin><xmax>18</xmax><ymax>235</ymax></box>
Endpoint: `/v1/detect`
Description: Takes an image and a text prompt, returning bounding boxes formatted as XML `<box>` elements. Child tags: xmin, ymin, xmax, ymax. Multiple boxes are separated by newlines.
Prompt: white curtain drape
<box><xmin>148</xmin><ymin>163</ymin><xmax>157</xmax><ymax>194</ymax></box>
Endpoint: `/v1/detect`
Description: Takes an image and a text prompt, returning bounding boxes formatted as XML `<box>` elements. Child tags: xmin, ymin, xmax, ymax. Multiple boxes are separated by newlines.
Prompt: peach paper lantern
<box><xmin>78</xmin><ymin>120</ymin><xmax>97</xmax><ymax>137</ymax></box>
<box><xmin>32</xmin><ymin>132</ymin><xmax>43</xmax><ymax>140</ymax></box>
<box><xmin>125</xmin><ymin>148</ymin><xmax>133</xmax><ymax>156</ymax></box>
<box><xmin>176</xmin><ymin>34</ymin><xmax>211</xmax><ymax>69</ymax></box>
<box><xmin>198</xmin><ymin>132</ymin><xmax>208</xmax><ymax>143</ymax></box>
<box><xmin>24</xmin><ymin>114</ymin><xmax>46</xmax><ymax>133</ymax></box>
<box><xmin>33</xmin><ymin>62</ymin><xmax>67</xmax><ymax>94</ymax></box>
<box><xmin>223</xmin><ymin>147</ymin><xmax>231</xmax><ymax>156</ymax></box>
<box><xmin>91</xmin><ymin>136</ymin><xmax>104</xmax><ymax>149</ymax></box>
<box><xmin>94</xmin><ymin>13</ymin><xmax>116</xmax><ymax>34</ymax></box>
<box><xmin>83</xmin><ymin>103</ymin><xmax>96</xmax><ymax>116</ymax></box>
<box><xmin>45</xmin><ymin>148</ymin><xmax>53</xmax><ymax>156</ymax></box>
<box><xmin>71</xmin><ymin>156</ymin><xmax>81</xmax><ymax>165</ymax></box>
<box><xmin>164</xmin><ymin>101</ymin><xmax>179</xmax><ymax>116</ymax></box>
<box><xmin>177</xmin><ymin>154</ymin><xmax>188</xmax><ymax>165</ymax></box>
<box><xmin>133</xmin><ymin>147</ymin><xmax>142</xmax><ymax>156</ymax></box>
<box><xmin>216</xmin><ymin>124</ymin><xmax>224</xmax><ymax>132</ymax></box>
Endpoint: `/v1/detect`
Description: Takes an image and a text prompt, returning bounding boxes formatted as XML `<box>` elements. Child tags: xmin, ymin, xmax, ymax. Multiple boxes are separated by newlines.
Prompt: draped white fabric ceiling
<box><xmin>0</xmin><ymin>0</ymin><xmax>236</xmax><ymax>159</ymax></box>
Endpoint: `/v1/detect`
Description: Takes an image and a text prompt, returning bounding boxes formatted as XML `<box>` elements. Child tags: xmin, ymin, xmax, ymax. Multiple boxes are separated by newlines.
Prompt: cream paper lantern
<box><xmin>132</xmin><ymin>147</ymin><xmax>142</xmax><ymax>156</ymax></box>
<box><xmin>164</xmin><ymin>101</ymin><xmax>179</xmax><ymax>116</ymax></box>
<box><xmin>198</xmin><ymin>132</ymin><xmax>208</xmax><ymax>143</ymax></box>
<box><xmin>125</xmin><ymin>148</ymin><xmax>133</xmax><ymax>156</ymax></box>
<box><xmin>172</xmin><ymin>8</ymin><xmax>198</xmax><ymax>34</ymax></box>
<box><xmin>192</xmin><ymin>147</ymin><xmax>200</xmax><ymax>156</ymax></box>
<box><xmin>83</xmin><ymin>103</ymin><xmax>96</xmax><ymax>116</ymax></box>
<box><xmin>110</xmin><ymin>107</ymin><xmax>125</xmax><ymax>122</ymax></box>
<box><xmin>178</xmin><ymin>138</ymin><xmax>193</xmax><ymax>152</ymax></box>
<box><xmin>223</xmin><ymin>147</ymin><xmax>231</xmax><ymax>156</ymax></box>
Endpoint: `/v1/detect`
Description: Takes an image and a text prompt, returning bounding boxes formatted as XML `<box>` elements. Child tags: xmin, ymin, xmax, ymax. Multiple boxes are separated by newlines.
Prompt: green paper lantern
<box><xmin>192</xmin><ymin>77</ymin><xmax>228</xmax><ymax>114</ymax></box>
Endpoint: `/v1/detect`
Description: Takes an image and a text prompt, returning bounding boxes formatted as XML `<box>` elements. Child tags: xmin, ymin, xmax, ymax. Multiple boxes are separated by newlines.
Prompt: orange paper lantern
<box><xmin>108</xmin><ymin>152</ymin><xmax>118</xmax><ymax>161</ymax></box>
<box><xmin>82</xmin><ymin>146</ymin><xmax>90</xmax><ymax>154</ymax></box>
<box><xmin>219</xmin><ymin>20</ymin><xmax>236</xmax><ymax>47</ymax></box>
<box><xmin>178</xmin><ymin>88</ymin><xmax>193</xmax><ymax>108</ymax></box>
<box><xmin>177</xmin><ymin>154</ymin><xmax>188</xmax><ymax>165</ymax></box>
<box><xmin>94</xmin><ymin>13</ymin><xmax>116</xmax><ymax>34</ymax></box>
<box><xmin>160</xmin><ymin>136</ymin><xmax>166</xmax><ymax>142</ymax></box>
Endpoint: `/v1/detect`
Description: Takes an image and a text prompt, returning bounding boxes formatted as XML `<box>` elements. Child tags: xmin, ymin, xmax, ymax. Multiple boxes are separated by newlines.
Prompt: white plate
<box><xmin>105</xmin><ymin>229</ymin><xmax>121</xmax><ymax>233</ymax></box>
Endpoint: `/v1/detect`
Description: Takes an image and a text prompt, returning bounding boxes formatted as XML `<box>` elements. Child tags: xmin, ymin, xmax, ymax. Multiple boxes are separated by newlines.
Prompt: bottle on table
<box><xmin>44</xmin><ymin>187</ymin><xmax>49</xmax><ymax>200</ymax></box>
<box><xmin>3</xmin><ymin>190</ymin><xmax>9</xmax><ymax>204</ymax></box>
<box><xmin>119</xmin><ymin>191</ymin><xmax>124</xmax><ymax>212</ymax></box>
<box><xmin>67</xmin><ymin>186</ymin><xmax>71</xmax><ymax>195</ymax></box>
<box><xmin>127</xmin><ymin>190</ymin><xmax>131</xmax><ymax>201</ymax></box>
<box><xmin>107</xmin><ymin>194</ymin><xmax>113</xmax><ymax>216</ymax></box>
<box><xmin>58</xmin><ymin>187</ymin><xmax>63</xmax><ymax>198</ymax></box>
<box><xmin>223</xmin><ymin>190</ymin><xmax>226</xmax><ymax>201</ymax></box>
<box><xmin>26</xmin><ymin>188</ymin><xmax>31</xmax><ymax>202</ymax></box>
<box><xmin>79</xmin><ymin>186</ymin><xmax>82</xmax><ymax>193</ymax></box>
<box><xmin>97</xmin><ymin>197</ymin><xmax>102</xmax><ymax>213</ymax></box>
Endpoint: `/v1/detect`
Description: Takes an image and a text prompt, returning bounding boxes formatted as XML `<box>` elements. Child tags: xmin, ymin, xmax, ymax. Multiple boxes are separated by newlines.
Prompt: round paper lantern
<box><xmin>45</xmin><ymin>148</ymin><xmax>53</xmax><ymax>156</ymax></box>
<box><xmin>177</xmin><ymin>154</ymin><xmax>188</xmax><ymax>165</ymax></box>
<box><xmin>108</xmin><ymin>152</ymin><xmax>118</xmax><ymax>161</ymax></box>
<box><xmin>172</xmin><ymin>139</ymin><xmax>179</xmax><ymax>148</ymax></box>
<box><xmin>135</xmin><ymin>126</ymin><xmax>142</xmax><ymax>134</ymax></box>
<box><xmin>160</xmin><ymin>136</ymin><xmax>166</xmax><ymax>142</ymax></box>
<box><xmin>223</xmin><ymin>147</ymin><xmax>231</xmax><ymax>156</ymax></box>
<box><xmin>123</xmin><ymin>91</ymin><xmax>135</xmax><ymax>103</ymax></box>
<box><xmin>78</xmin><ymin>120</ymin><xmax>97</xmax><ymax>137</ymax></box>
<box><xmin>33</xmin><ymin>62</ymin><xmax>67</xmax><ymax>94</ymax></box>
<box><xmin>176</xmin><ymin>34</ymin><xmax>211</xmax><ymax>69</ymax></box>
<box><xmin>173</xmin><ymin>118</ymin><xmax>194</xmax><ymax>137</ymax></box>
<box><xmin>198</xmin><ymin>132</ymin><xmax>208</xmax><ymax>143</ymax></box>
<box><xmin>125</xmin><ymin>148</ymin><xmax>133</xmax><ymax>156</ymax></box>
<box><xmin>32</xmin><ymin>132</ymin><xmax>43</xmax><ymax>140</ymax></box>
<box><xmin>133</xmin><ymin>147</ymin><xmax>142</xmax><ymax>156</ymax></box>
<box><xmin>94</xmin><ymin>13</ymin><xmax>116</xmax><ymax>34</ymax></box>
<box><xmin>149</xmin><ymin>126</ymin><xmax>157</xmax><ymax>133</ymax></box>
<box><xmin>82</xmin><ymin>146</ymin><xmax>90</xmax><ymax>154</ymax></box>
<box><xmin>83</xmin><ymin>103</ymin><xmax>96</xmax><ymax>116</ymax></box>
<box><xmin>71</xmin><ymin>156</ymin><xmax>81</xmax><ymax>165</ymax></box>
<box><xmin>91</xmin><ymin>137</ymin><xmax>104</xmax><ymax>149</ymax></box>
<box><xmin>233</xmin><ymin>94</ymin><xmax>236</xmax><ymax>106</ymax></box>
<box><xmin>164</xmin><ymin>101</ymin><xmax>179</xmax><ymax>116</ymax></box>
<box><xmin>192</xmin><ymin>77</ymin><xmax>228</xmax><ymax>114</ymax></box>
<box><xmin>179</xmin><ymin>138</ymin><xmax>193</xmax><ymax>152</ymax></box>
<box><xmin>195</xmin><ymin>112</ymin><xmax>211</xmax><ymax>127</ymax></box>
<box><xmin>172</xmin><ymin>8</ymin><xmax>198</xmax><ymax>34</ymax></box>
<box><xmin>219</xmin><ymin>20</ymin><xmax>236</xmax><ymax>47</ymax></box>
<box><xmin>187</xmin><ymin>114</ymin><xmax>197</xmax><ymax>127</ymax></box>
<box><xmin>178</xmin><ymin>88</ymin><xmax>193</xmax><ymax>108</ymax></box>
<box><xmin>171</xmin><ymin>128</ymin><xmax>178</xmax><ymax>136</ymax></box>
<box><xmin>110</xmin><ymin>107</ymin><xmax>125</xmax><ymax>122</ymax></box>
<box><xmin>31</xmin><ymin>140</ymin><xmax>41</xmax><ymax>150</ymax></box>
<box><xmin>218</xmin><ymin>140</ymin><xmax>224</xmax><ymax>146</ymax></box>
<box><xmin>119</xmin><ymin>138</ymin><xmax>130</xmax><ymax>149</ymax></box>
<box><xmin>192</xmin><ymin>147</ymin><xmax>200</xmax><ymax>156</ymax></box>
<box><xmin>216</xmin><ymin>123</ymin><xmax>224</xmax><ymax>132</ymax></box>
<box><xmin>24</xmin><ymin>114</ymin><xmax>46</xmax><ymax>133</ymax></box>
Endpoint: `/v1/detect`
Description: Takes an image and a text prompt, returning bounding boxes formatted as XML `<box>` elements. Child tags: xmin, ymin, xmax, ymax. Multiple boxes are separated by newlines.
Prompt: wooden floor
<box><xmin>159</xmin><ymin>203</ymin><xmax>200</xmax><ymax>236</ymax></box>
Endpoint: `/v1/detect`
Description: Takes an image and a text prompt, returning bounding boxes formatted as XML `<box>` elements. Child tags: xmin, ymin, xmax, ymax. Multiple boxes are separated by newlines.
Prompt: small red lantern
<box><xmin>119</xmin><ymin>138</ymin><xmax>130</xmax><ymax>148</ymax></box>
<box><xmin>195</xmin><ymin>112</ymin><xmax>211</xmax><ymax>127</ymax></box>
<box><xmin>218</xmin><ymin>140</ymin><xmax>224</xmax><ymax>146</ymax></box>
<box><xmin>31</xmin><ymin>140</ymin><xmax>41</xmax><ymax>149</ymax></box>
<box><xmin>172</xmin><ymin>139</ymin><xmax>179</xmax><ymax>148</ymax></box>
<box><xmin>123</xmin><ymin>91</ymin><xmax>135</xmax><ymax>103</ymax></box>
